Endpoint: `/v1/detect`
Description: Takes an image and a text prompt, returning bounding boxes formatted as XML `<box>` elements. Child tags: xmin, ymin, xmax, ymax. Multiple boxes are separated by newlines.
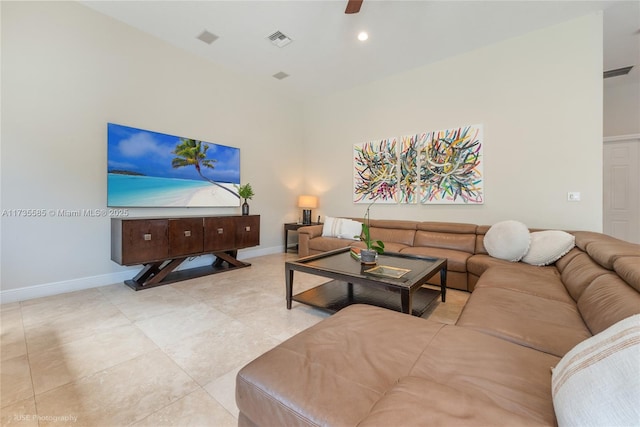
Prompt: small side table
<box><xmin>284</xmin><ymin>222</ymin><xmax>322</xmax><ymax>253</ymax></box>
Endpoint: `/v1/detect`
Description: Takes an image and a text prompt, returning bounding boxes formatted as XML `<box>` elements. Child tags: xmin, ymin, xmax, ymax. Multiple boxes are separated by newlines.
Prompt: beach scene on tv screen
<box><xmin>107</xmin><ymin>123</ymin><xmax>241</xmax><ymax>207</ymax></box>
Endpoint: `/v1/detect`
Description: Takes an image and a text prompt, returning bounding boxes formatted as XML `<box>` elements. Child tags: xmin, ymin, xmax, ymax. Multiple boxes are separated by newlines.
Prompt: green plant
<box><xmin>359</xmin><ymin>201</ymin><xmax>385</xmax><ymax>254</ymax></box>
<box><xmin>237</xmin><ymin>183</ymin><xmax>255</xmax><ymax>201</ymax></box>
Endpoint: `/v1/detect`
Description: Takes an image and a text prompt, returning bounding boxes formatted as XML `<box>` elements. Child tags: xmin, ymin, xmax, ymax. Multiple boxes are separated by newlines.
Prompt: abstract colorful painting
<box><xmin>418</xmin><ymin>125</ymin><xmax>483</xmax><ymax>204</ymax></box>
<box><xmin>353</xmin><ymin>138</ymin><xmax>398</xmax><ymax>203</ymax></box>
<box><xmin>398</xmin><ymin>134</ymin><xmax>424</xmax><ymax>204</ymax></box>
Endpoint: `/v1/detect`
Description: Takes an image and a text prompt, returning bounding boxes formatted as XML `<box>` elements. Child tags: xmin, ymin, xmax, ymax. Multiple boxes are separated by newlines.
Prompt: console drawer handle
<box><xmin>144</xmin><ymin>233</ymin><xmax>152</xmax><ymax>241</ymax></box>
<box><xmin>184</xmin><ymin>230</ymin><xmax>191</xmax><ymax>237</ymax></box>
<box><xmin>217</xmin><ymin>228</ymin><xmax>224</xmax><ymax>234</ymax></box>
<box><xmin>245</xmin><ymin>226</ymin><xmax>251</xmax><ymax>232</ymax></box>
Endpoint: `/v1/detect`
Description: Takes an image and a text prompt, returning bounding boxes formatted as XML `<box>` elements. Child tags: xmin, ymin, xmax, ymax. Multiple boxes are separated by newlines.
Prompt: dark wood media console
<box><xmin>111</xmin><ymin>215</ymin><xmax>260</xmax><ymax>290</ymax></box>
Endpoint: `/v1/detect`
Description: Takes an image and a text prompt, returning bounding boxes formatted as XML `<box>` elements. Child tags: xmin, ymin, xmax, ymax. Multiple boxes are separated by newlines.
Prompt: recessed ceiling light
<box><xmin>358</xmin><ymin>31</ymin><xmax>369</xmax><ymax>41</ymax></box>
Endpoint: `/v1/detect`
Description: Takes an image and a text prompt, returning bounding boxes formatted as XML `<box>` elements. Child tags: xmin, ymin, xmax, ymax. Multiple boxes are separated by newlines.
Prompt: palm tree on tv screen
<box><xmin>171</xmin><ymin>138</ymin><xmax>239</xmax><ymax>198</ymax></box>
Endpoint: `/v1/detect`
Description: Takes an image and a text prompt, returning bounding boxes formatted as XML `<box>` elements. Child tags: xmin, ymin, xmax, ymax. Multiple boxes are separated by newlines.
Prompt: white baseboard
<box><xmin>237</xmin><ymin>245</ymin><xmax>282</xmax><ymax>260</ymax></box>
<box><xmin>0</xmin><ymin>245</ymin><xmax>283</xmax><ymax>304</ymax></box>
<box><xmin>0</xmin><ymin>270</ymin><xmax>137</xmax><ymax>305</ymax></box>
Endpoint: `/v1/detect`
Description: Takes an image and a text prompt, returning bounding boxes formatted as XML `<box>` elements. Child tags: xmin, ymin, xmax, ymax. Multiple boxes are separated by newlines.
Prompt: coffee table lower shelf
<box><xmin>292</xmin><ymin>280</ymin><xmax>440</xmax><ymax>317</ymax></box>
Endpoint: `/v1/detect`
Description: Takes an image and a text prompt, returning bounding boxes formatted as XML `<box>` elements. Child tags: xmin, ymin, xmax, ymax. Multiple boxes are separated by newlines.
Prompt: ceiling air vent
<box><xmin>603</xmin><ymin>66</ymin><xmax>633</xmax><ymax>79</ymax></box>
<box><xmin>272</xmin><ymin>71</ymin><xmax>290</xmax><ymax>80</ymax></box>
<box><xmin>197</xmin><ymin>30</ymin><xmax>219</xmax><ymax>45</ymax></box>
<box><xmin>267</xmin><ymin>31</ymin><xmax>293</xmax><ymax>48</ymax></box>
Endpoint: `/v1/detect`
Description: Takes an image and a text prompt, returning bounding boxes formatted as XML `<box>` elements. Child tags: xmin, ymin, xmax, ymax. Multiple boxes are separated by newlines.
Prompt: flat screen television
<box><xmin>107</xmin><ymin>123</ymin><xmax>241</xmax><ymax>207</ymax></box>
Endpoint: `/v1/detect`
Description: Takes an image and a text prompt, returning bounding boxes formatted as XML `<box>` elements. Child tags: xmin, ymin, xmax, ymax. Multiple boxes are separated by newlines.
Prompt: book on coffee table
<box><xmin>364</xmin><ymin>265</ymin><xmax>411</xmax><ymax>279</ymax></box>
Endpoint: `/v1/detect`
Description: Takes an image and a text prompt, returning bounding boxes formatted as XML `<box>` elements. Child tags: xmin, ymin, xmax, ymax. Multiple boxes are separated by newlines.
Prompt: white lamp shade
<box><xmin>298</xmin><ymin>195</ymin><xmax>318</xmax><ymax>208</ymax></box>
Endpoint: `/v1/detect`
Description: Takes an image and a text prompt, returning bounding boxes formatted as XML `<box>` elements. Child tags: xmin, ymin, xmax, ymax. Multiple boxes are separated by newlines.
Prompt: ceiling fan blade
<box><xmin>345</xmin><ymin>0</ymin><xmax>363</xmax><ymax>14</ymax></box>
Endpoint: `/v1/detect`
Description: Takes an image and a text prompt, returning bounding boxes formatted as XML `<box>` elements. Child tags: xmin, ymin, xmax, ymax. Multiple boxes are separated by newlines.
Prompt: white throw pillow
<box><xmin>337</xmin><ymin>219</ymin><xmax>363</xmax><ymax>241</ymax></box>
<box><xmin>552</xmin><ymin>314</ymin><xmax>640</xmax><ymax>427</ymax></box>
<box><xmin>322</xmin><ymin>217</ymin><xmax>362</xmax><ymax>241</ymax></box>
<box><xmin>484</xmin><ymin>220</ymin><xmax>531</xmax><ymax>262</ymax></box>
<box><xmin>322</xmin><ymin>216</ymin><xmax>339</xmax><ymax>237</ymax></box>
<box><xmin>522</xmin><ymin>230</ymin><xmax>575</xmax><ymax>266</ymax></box>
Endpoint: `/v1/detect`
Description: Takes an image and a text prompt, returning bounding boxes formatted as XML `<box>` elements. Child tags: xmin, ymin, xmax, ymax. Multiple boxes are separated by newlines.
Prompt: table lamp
<box><xmin>298</xmin><ymin>195</ymin><xmax>318</xmax><ymax>225</ymax></box>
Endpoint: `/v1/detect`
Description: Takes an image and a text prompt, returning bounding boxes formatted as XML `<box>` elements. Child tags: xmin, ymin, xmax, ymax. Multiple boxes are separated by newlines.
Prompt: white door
<box><xmin>603</xmin><ymin>135</ymin><xmax>640</xmax><ymax>244</ymax></box>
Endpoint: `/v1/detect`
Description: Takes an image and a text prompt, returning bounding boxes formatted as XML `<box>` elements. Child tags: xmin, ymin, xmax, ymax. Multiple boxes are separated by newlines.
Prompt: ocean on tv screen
<box><xmin>107</xmin><ymin>174</ymin><xmax>240</xmax><ymax>208</ymax></box>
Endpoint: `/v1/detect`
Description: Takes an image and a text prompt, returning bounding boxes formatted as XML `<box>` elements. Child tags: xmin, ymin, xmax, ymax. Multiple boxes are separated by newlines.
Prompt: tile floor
<box><xmin>1</xmin><ymin>253</ymin><xmax>469</xmax><ymax>427</ymax></box>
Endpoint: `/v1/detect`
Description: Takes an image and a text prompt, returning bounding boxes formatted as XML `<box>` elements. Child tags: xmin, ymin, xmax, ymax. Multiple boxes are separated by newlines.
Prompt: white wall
<box><xmin>1</xmin><ymin>1</ymin><xmax>304</xmax><ymax>295</ymax></box>
<box><xmin>603</xmin><ymin>74</ymin><xmax>640</xmax><ymax>137</ymax></box>
<box><xmin>302</xmin><ymin>14</ymin><xmax>603</xmax><ymax>232</ymax></box>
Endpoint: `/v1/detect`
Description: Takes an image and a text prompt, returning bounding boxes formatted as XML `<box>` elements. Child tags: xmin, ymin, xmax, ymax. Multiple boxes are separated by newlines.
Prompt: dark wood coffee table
<box><xmin>286</xmin><ymin>248</ymin><xmax>447</xmax><ymax>316</ymax></box>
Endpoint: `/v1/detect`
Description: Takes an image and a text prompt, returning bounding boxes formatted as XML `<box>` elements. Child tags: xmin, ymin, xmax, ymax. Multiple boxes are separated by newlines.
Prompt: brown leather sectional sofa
<box><xmin>236</xmin><ymin>221</ymin><xmax>640</xmax><ymax>426</ymax></box>
<box><xmin>297</xmin><ymin>219</ymin><xmax>556</xmax><ymax>291</ymax></box>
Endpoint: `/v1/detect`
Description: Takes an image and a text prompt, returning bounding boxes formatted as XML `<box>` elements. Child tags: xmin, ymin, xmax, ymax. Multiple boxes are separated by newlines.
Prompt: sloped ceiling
<box><xmin>83</xmin><ymin>0</ymin><xmax>640</xmax><ymax>99</ymax></box>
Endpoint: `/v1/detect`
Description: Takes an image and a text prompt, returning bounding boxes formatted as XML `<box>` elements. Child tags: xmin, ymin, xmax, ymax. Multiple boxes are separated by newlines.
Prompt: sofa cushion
<box><xmin>413</xmin><ymin>230</ymin><xmax>476</xmax><ymax>254</ymax></box>
<box><xmin>416</xmin><ymin>221</ymin><xmax>477</xmax><ymax>234</ymax></box>
<box><xmin>308</xmin><ymin>236</ymin><xmax>351</xmax><ymax>254</ymax></box>
<box><xmin>577</xmin><ymin>274</ymin><xmax>640</xmax><ymax>335</ymax></box>
<box><xmin>483</xmin><ymin>220</ymin><xmax>531</xmax><ymax>262</ymax></box>
<box><xmin>359</xmin><ymin>377</ymin><xmax>549</xmax><ymax>427</ymax></box>
<box><xmin>407</xmin><ymin>324</ymin><xmax>559</xmax><ymax>426</ymax></box>
<box><xmin>614</xmin><ymin>256</ymin><xmax>640</xmax><ymax>292</ymax></box>
<box><xmin>552</xmin><ymin>314</ymin><xmax>640</xmax><ymax>427</ymax></box>
<box><xmin>522</xmin><ymin>230</ymin><xmax>575</xmax><ymax>266</ymax></box>
<box><xmin>573</xmin><ymin>230</ymin><xmax>617</xmax><ymax>251</ymax></box>
<box><xmin>457</xmin><ymin>285</ymin><xmax>592</xmax><ymax>357</ymax></box>
<box><xmin>473</xmin><ymin>266</ymin><xmax>573</xmax><ymax>304</ymax></box>
<box><xmin>559</xmin><ymin>252</ymin><xmax>611</xmax><ymax>301</ymax></box>
<box><xmin>369</xmin><ymin>226</ymin><xmax>416</xmax><ymax>246</ymax></box>
<box><xmin>467</xmin><ymin>254</ymin><xmax>541</xmax><ymax>278</ymax></box>
<box><xmin>553</xmin><ymin>246</ymin><xmax>582</xmax><ymax>272</ymax></box>
<box><xmin>579</xmin><ymin>233</ymin><xmax>640</xmax><ymax>270</ymax></box>
<box><xmin>474</xmin><ymin>225</ymin><xmax>491</xmax><ymax>254</ymax></box>
<box><xmin>367</xmin><ymin>219</ymin><xmax>418</xmax><ymax>230</ymax></box>
<box><xmin>399</xmin><ymin>247</ymin><xmax>470</xmax><ymax>273</ymax></box>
